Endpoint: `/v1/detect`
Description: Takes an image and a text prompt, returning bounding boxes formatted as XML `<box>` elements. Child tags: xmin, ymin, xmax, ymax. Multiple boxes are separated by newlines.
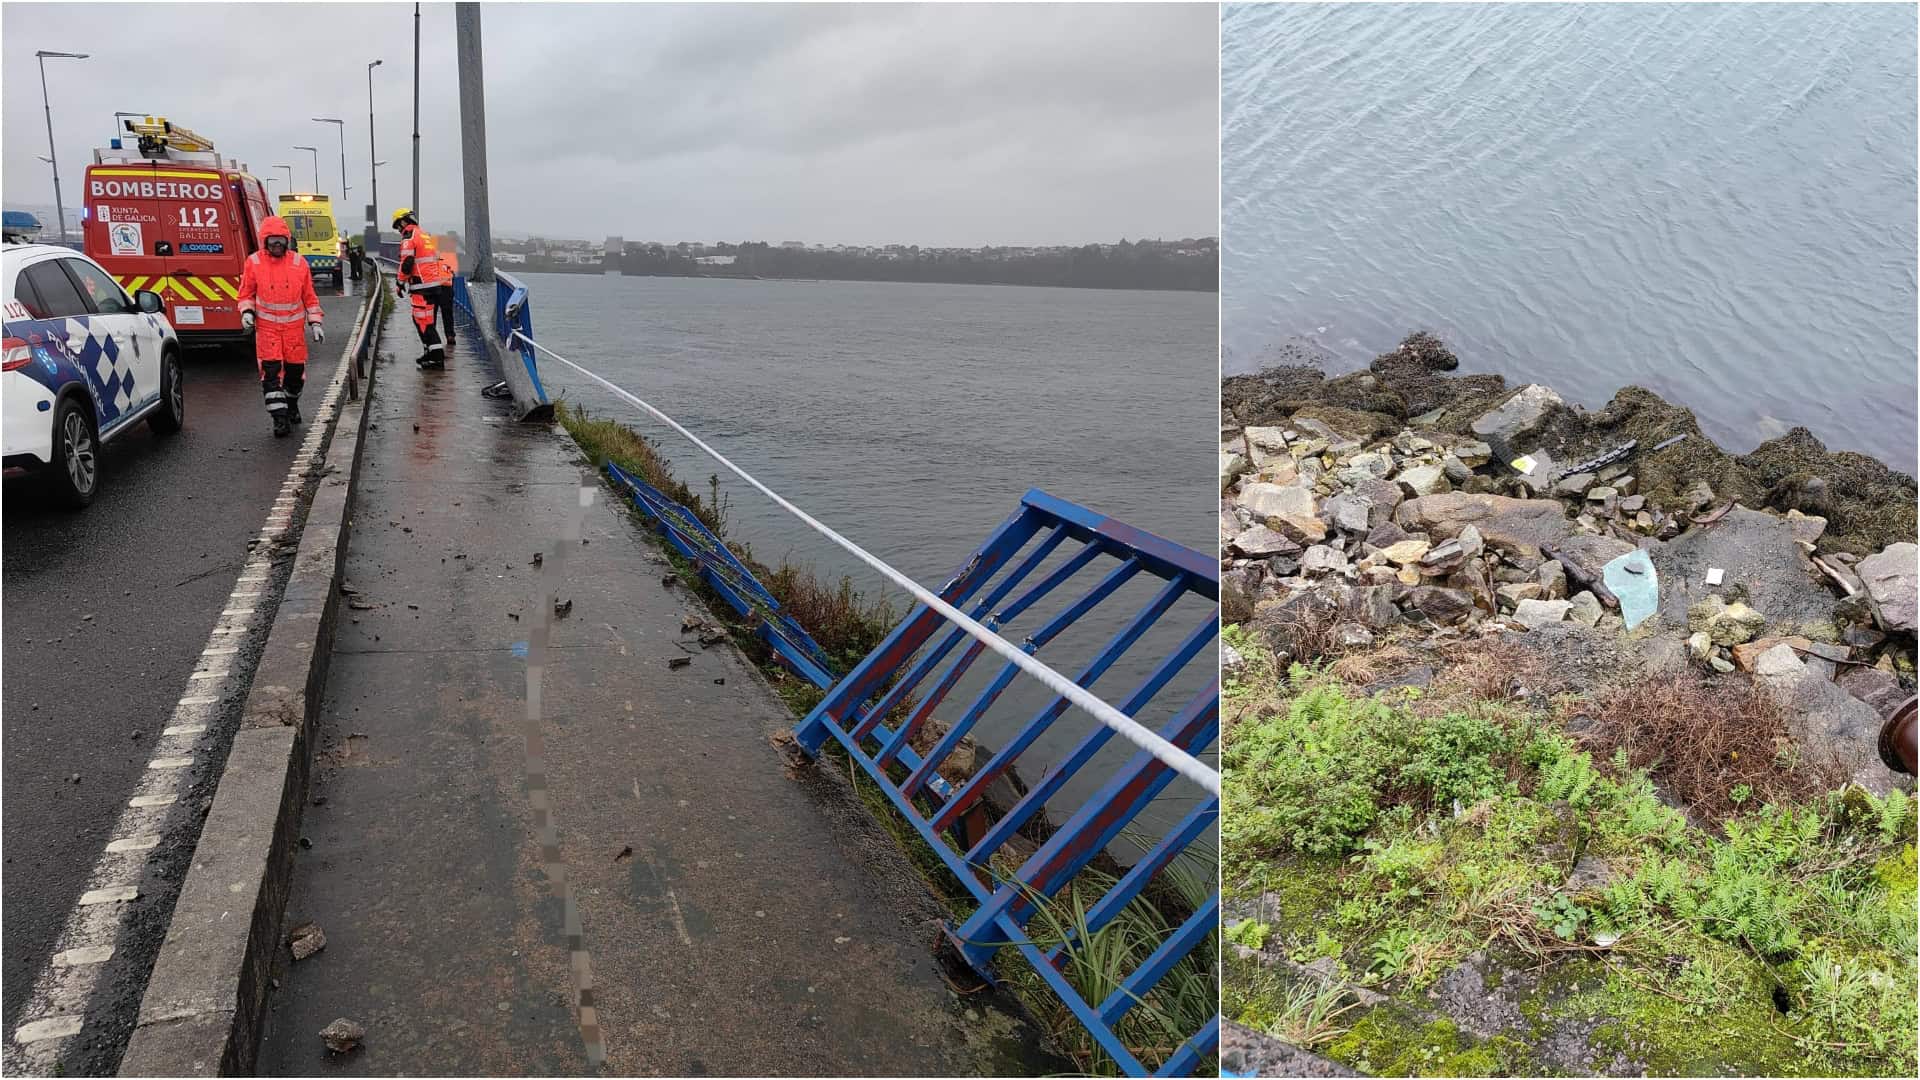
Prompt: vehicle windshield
<box><xmin>283</xmin><ymin>213</ymin><xmax>335</xmax><ymax>243</ymax></box>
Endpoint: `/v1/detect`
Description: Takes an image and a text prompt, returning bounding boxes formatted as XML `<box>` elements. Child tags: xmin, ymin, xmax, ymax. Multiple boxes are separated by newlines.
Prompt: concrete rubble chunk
<box><xmin>1753</xmin><ymin>642</ymin><xmax>1806</xmax><ymax>679</ymax></box>
<box><xmin>1232</xmin><ymin>525</ymin><xmax>1301</xmax><ymax>558</ymax></box>
<box><xmin>321</xmin><ymin>1018</ymin><xmax>366</xmax><ymax>1054</ymax></box>
<box><xmin>1513</xmin><ymin>598</ymin><xmax>1573</xmax><ymax>629</ymax></box>
<box><xmin>1857</xmin><ymin>542</ymin><xmax>1917</xmax><ymax>632</ymax></box>
<box><xmin>1731</xmin><ymin>635</ymin><xmax>1813</xmax><ymax>673</ymax></box>
<box><xmin>1470</xmin><ymin>384</ymin><xmax>1564</xmax><ymax>443</ymax></box>
<box><xmin>289</xmin><ymin>922</ymin><xmax>327</xmax><ymax>961</ymax></box>
<box><xmin>1242</xmin><ymin>427</ymin><xmax>1290</xmax><ymax>454</ymax></box>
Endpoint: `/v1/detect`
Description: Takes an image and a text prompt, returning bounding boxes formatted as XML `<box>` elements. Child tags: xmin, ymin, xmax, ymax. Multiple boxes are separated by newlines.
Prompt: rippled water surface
<box><xmin>1223</xmin><ymin>2</ymin><xmax>1917</xmax><ymax>470</ymax></box>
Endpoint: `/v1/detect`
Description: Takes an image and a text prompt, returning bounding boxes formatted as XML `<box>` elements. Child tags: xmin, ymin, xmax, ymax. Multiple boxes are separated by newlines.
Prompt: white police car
<box><xmin>3</xmin><ymin>243</ymin><xmax>183</xmax><ymax>507</ymax></box>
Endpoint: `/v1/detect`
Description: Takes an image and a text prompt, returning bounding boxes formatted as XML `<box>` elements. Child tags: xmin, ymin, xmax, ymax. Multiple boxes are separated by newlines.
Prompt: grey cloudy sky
<box><xmin>3</xmin><ymin>2</ymin><xmax>1218</xmax><ymax>246</ymax></box>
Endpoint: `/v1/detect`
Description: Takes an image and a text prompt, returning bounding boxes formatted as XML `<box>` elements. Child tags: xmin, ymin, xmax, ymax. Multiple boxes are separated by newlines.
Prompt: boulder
<box><xmin>1470</xmin><ymin>384</ymin><xmax>1564</xmax><ymax>444</ymax></box>
<box><xmin>1836</xmin><ymin>665</ymin><xmax>1909</xmax><ymax>719</ymax></box>
<box><xmin>1857</xmin><ymin>542</ymin><xmax>1917</xmax><ymax>632</ymax></box>
<box><xmin>1343</xmin><ymin>451</ymin><xmax>1394</xmax><ymax>479</ymax></box>
<box><xmin>1261</xmin><ymin>458</ymin><xmax>1299</xmax><ymax>485</ymax></box>
<box><xmin>1342</xmin><ymin>585</ymin><xmax>1401</xmax><ymax>629</ymax></box>
<box><xmin>1441</xmin><ymin>453</ymin><xmax>1473</xmax><ymax>483</ymax></box>
<box><xmin>1652</xmin><ymin>507</ymin><xmax>1840</xmax><ymax>639</ymax></box>
<box><xmin>1232</xmin><ymin>525</ymin><xmax>1301</xmax><ymax>558</ymax></box>
<box><xmin>1365</xmin><ymin>520</ymin><xmax>1413</xmax><ymax>550</ymax></box>
<box><xmin>1618</xmin><ymin>494</ymin><xmax>1646</xmax><ymax>514</ymax></box>
<box><xmin>1680</xmin><ymin>479</ymin><xmax>1715</xmax><ymax>512</ymax></box>
<box><xmin>1350</xmin><ymin>477</ymin><xmax>1404</xmax><ymax>526</ymax></box>
<box><xmin>1513</xmin><ymin>598</ymin><xmax>1573</xmax><ymax>629</ymax></box>
<box><xmin>1546</xmin><ymin>534</ymin><xmax>1636</xmax><ymax>588</ymax></box>
<box><xmin>1687</xmin><ymin>595</ymin><xmax>1769</xmax><ymax>647</ymax></box>
<box><xmin>1239</xmin><ymin>484</ymin><xmax>1328</xmax><ymax>543</ymax></box>
<box><xmin>1407</xmin><ymin>586</ymin><xmax>1476</xmax><ymax>626</ymax></box>
<box><xmin>1566</xmin><ymin>591</ymin><xmax>1604</xmax><ymax>628</ymax></box>
<box><xmin>1333</xmin><ymin>623</ymin><xmax>1376</xmax><ymax>649</ymax></box>
<box><xmin>1394</xmin><ymin>493</ymin><xmax>1573</xmax><ymax>556</ymax></box>
<box><xmin>1395</xmin><ymin>463</ymin><xmax>1451</xmax><ymax>498</ymax></box>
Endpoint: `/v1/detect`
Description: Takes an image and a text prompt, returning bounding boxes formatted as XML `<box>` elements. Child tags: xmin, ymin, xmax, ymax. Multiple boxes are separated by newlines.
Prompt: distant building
<box><xmin>779</xmin><ymin>240</ymin><xmax>805</xmax><ymax>249</ymax></box>
<box><xmin>693</xmin><ymin>255</ymin><xmax>736</xmax><ymax>266</ymax></box>
<box><xmin>605</xmin><ymin>236</ymin><xmax>623</xmax><ymax>257</ymax></box>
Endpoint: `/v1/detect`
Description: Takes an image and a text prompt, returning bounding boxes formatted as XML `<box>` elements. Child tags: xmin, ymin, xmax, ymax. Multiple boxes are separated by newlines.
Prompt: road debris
<box><xmin>668</xmin><ymin>656</ymin><xmax>692</xmax><ymax>670</ymax></box>
<box><xmin>289</xmin><ymin>922</ymin><xmax>327</xmax><ymax>961</ymax></box>
<box><xmin>553</xmin><ymin>598</ymin><xmax>573</xmax><ymax>618</ymax></box>
<box><xmin>614</xmin><ymin>845</ymin><xmax>633</xmax><ymax>862</ymax></box>
<box><xmin>319</xmin><ymin>1017</ymin><xmax>364</xmax><ymax>1053</ymax></box>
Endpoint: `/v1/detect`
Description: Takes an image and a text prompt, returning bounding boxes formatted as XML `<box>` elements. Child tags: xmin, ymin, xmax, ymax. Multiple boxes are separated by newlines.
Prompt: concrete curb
<box><xmin>116</xmin><ymin>276</ymin><xmax>386</xmax><ymax>1077</ymax></box>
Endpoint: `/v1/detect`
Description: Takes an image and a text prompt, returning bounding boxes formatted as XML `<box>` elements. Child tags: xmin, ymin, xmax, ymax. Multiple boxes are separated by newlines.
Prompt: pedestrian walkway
<box><xmin>253</xmin><ymin>301</ymin><xmax>1049</xmax><ymax>1075</ymax></box>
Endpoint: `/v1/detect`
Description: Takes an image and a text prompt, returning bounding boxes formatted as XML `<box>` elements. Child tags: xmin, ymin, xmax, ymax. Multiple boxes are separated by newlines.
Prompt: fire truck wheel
<box><xmin>150</xmin><ymin>348</ymin><xmax>184</xmax><ymax>436</ymax></box>
<box><xmin>48</xmin><ymin>396</ymin><xmax>100</xmax><ymax>510</ymax></box>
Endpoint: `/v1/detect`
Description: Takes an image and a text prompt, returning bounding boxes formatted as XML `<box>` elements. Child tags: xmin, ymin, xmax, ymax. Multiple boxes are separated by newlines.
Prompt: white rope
<box><xmin>511</xmin><ymin>330</ymin><xmax>1221</xmax><ymax>796</ymax></box>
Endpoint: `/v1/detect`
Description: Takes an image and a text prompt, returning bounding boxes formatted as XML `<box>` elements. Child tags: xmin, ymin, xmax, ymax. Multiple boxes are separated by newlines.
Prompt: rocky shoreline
<box><xmin>1221</xmin><ymin>332</ymin><xmax>1917</xmax><ymax>791</ymax></box>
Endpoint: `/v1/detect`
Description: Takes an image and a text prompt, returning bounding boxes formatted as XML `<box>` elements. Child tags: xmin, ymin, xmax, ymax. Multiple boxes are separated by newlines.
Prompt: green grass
<box><xmin>1224</xmin><ymin>661</ymin><xmax>1918</xmax><ymax>1077</ymax></box>
<box><xmin>557</xmin><ymin>402</ymin><xmax>1216</xmax><ymax>1076</ymax></box>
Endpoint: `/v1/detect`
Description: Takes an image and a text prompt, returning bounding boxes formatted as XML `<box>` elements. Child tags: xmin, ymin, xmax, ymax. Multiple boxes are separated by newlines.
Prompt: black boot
<box><xmin>287</xmin><ymin>398</ymin><xmax>303</xmax><ymax>425</ymax></box>
<box><xmin>272</xmin><ymin>411</ymin><xmax>291</xmax><ymax>437</ymax></box>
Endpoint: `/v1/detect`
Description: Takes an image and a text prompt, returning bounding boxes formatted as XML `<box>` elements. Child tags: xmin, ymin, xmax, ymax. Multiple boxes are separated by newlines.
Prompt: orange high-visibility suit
<box><xmin>236</xmin><ymin>216</ymin><xmax>324</xmax><ymax>431</ymax></box>
<box><xmin>399</xmin><ymin>221</ymin><xmax>455</xmax><ymax>363</ymax></box>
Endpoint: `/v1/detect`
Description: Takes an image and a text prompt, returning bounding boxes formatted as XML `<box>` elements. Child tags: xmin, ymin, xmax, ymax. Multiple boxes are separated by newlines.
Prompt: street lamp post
<box><xmin>36</xmin><ymin>50</ymin><xmax>89</xmax><ymax>244</ymax></box>
<box><xmin>293</xmin><ymin>146</ymin><xmax>320</xmax><ymax>193</ymax></box>
<box><xmin>313</xmin><ymin>118</ymin><xmax>348</xmax><ymax>205</ymax></box>
<box><xmin>274</xmin><ymin>164</ymin><xmax>294</xmax><ymax>196</ymax></box>
<box><xmin>111</xmin><ymin>110</ymin><xmax>144</xmax><ymax>144</ymax></box>
<box><xmin>368</xmin><ymin>59</ymin><xmax>383</xmax><ymax>225</ymax></box>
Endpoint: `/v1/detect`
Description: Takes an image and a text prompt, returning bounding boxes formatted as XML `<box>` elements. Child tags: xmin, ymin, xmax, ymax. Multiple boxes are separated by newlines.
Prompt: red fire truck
<box><xmin>82</xmin><ymin>117</ymin><xmax>274</xmax><ymax>344</ymax></box>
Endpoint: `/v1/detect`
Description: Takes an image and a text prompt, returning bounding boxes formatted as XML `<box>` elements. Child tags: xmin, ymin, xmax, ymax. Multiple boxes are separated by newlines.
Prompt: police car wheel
<box><xmin>150</xmin><ymin>350</ymin><xmax>184</xmax><ymax>436</ymax></box>
<box><xmin>49</xmin><ymin>397</ymin><xmax>99</xmax><ymax>509</ymax></box>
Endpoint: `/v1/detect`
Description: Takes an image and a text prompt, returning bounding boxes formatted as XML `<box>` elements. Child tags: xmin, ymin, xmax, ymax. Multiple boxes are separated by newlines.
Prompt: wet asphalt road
<box><xmin>1</xmin><ymin>279</ymin><xmax>367</xmax><ymax>1043</ymax></box>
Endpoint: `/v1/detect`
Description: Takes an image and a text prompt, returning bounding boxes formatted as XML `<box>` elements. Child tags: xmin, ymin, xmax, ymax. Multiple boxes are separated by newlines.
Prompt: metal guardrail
<box><xmin>342</xmin><ymin>262</ymin><xmax>384</xmax><ymax>402</ymax></box>
<box><xmin>492</xmin><ymin>270</ymin><xmax>551</xmax><ymax>406</ymax></box>
<box><xmin>793</xmin><ymin>489</ymin><xmax>1221</xmax><ymax>1077</ymax></box>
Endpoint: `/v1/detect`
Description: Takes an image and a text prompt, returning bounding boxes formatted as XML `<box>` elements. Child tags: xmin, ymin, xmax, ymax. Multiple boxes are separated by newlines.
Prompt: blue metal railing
<box><xmin>795</xmin><ymin>490</ymin><xmax>1221</xmax><ymax>1077</ymax></box>
<box><xmin>493</xmin><ymin>270</ymin><xmax>550</xmax><ymax>404</ymax></box>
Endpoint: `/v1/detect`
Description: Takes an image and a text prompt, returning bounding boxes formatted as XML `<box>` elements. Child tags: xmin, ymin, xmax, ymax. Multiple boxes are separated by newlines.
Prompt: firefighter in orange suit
<box><xmin>392</xmin><ymin>207</ymin><xmax>454</xmax><ymax>367</ymax></box>
<box><xmin>236</xmin><ymin>216</ymin><xmax>324</xmax><ymax>437</ymax></box>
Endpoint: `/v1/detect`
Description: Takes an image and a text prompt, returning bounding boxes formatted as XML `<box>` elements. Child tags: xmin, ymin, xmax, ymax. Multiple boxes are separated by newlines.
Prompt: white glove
<box><xmin>310</xmin><ymin>323</ymin><xmax>324</xmax><ymax>344</ymax></box>
<box><xmin>241</xmin><ymin>311</ymin><xmax>255</xmax><ymax>332</ymax></box>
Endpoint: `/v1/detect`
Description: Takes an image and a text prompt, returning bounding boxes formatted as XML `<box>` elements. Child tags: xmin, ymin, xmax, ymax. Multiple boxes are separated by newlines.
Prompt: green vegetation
<box><xmin>1224</xmin><ymin>660</ymin><xmax>1918</xmax><ymax>1077</ymax></box>
<box><xmin>558</xmin><ymin>402</ymin><xmax>1216</xmax><ymax>1076</ymax></box>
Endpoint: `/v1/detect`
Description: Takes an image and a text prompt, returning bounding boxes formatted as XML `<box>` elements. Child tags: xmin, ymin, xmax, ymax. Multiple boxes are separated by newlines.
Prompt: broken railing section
<box><xmin>794</xmin><ymin>489</ymin><xmax>1222</xmax><ymax>1077</ymax></box>
<box><xmin>606</xmin><ymin>462</ymin><xmax>841</xmax><ymax>691</ymax></box>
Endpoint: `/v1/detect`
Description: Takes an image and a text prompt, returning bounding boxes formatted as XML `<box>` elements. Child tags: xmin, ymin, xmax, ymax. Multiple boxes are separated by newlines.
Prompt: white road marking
<box><xmin>52</xmin><ymin>947</ymin><xmax>113</xmax><ymax>968</ymax></box>
<box><xmin>77</xmin><ymin>887</ymin><xmax>137</xmax><ymax>906</ymax></box>
<box><xmin>14</xmin><ymin>1017</ymin><xmax>83</xmax><ymax>1043</ymax></box>
<box><xmin>187</xmin><ymin>671</ymin><xmax>229</xmax><ymax>681</ymax></box>
<box><xmin>105</xmin><ymin>837</ymin><xmax>160</xmax><ymax>853</ymax></box>
<box><xmin>162</xmin><ymin>724</ymin><xmax>207</xmax><ymax>737</ymax></box>
<box><xmin>148</xmin><ymin>758</ymin><xmax>192</xmax><ymax>770</ymax></box>
<box><xmin>178</xmin><ymin>695</ymin><xmax>220</xmax><ymax>706</ymax></box>
<box><xmin>128</xmin><ymin>794</ymin><xmax>176</xmax><ymax>808</ymax></box>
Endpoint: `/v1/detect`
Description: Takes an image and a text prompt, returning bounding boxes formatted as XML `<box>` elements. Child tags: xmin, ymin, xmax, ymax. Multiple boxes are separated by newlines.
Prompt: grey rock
<box><xmin>1420</xmin><ymin>540</ymin><xmax>1469</xmax><ymax>574</ymax></box>
<box><xmin>1753</xmin><ymin>642</ymin><xmax>1805</xmax><ymax>678</ymax></box>
<box><xmin>1638</xmin><ymin>635</ymin><xmax>1690</xmax><ymax>675</ymax></box>
<box><xmin>1322</xmin><ymin>493</ymin><xmax>1373</xmax><ymax>535</ymax></box>
<box><xmin>1408</xmin><ymin>586</ymin><xmax>1476</xmax><ymax>626</ymax></box>
<box><xmin>1653</xmin><ymin>507</ymin><xmax>1840</xmax><ymax>639</ymax></box>
<box><xmin>1681</xmin><ymin>479</ymin><xmax>1716</xmax><ymax>512</ymax></box>
<box><xmin>1618</xmin><ymin>494</ymin><xmax>1646</xmax><ymax>514</ymax></box>
<box><xmin>1709</xmin><ymin>655</ymin><xmax>1736</xmax><ymax>674</ymax></box>
<box><xmin>1549</xmin><ymin>534</ymin><xmax>1636</xmax><ymax>588</ymax></box>
<box><xmin>1395</xmin><ymin>463</ymin><xmax>1451</xmax><ymax>497</ymax></box>
<box><xmin>1564</xmin><ymin>855</ymin><xmax>1615</xmax><ymax>894</ymax></box>
<box><xmin>1365</xmin><ymin>520</ymin><xmax>1412</xmax><ymax>550</ymax></box>
<box><xmin>1857</xmin><ymin>542</ymin><xmax>1917</xmax><ymax>632</ymax></box>
<box><xmin>1351</xmin><ymin>477</ymin><xmax>1405</xmax><ymax>526</ymax></box>
<box><xmin>1333</xmin><ymin>623</ymin><xmax>1376</xmax><ymax>649</ymax></box>
<box><xmin>1242</xmin><ymin>426</ymin><xmax>1291</xmax><ymax>454</ymax></box>
<box><xmin>1344</xmin><ymin>451</ymin><xmax>1394</xmax><ymax>479</ymax></box>
<box><xmin>1536</xmin><ymin>559</ymin><xmax>1568</xmax><ymax>600</ymax></box>
<box><xmin>1836</xmin><ymin>665</ymin><xmax>1908</xmax><ymax>719</ymax></box>
<box><xmin>1222</xmin><ymin>641</ymin><xmax>1246</xmax><ymax>679</ymax></box>
<box><xmin>321</xmin><ymin>1018</ymin><xmax>366</xmax><ymax>1054</ymax></box>
<box><xmin>1615</xmin><ymin>474</ymin><xmax>1638</xmax><ymax>497</ymax></box>
<box><xmin>1587</xmin><ymin>486</ymin><xmax>1618</xmax><ymax>503</ymax></box>
<box><xmin>1395</xmin><ymin>493</ymin><xmax>1574</xmax><ymax>557</ymax></box>
<box><xmin>1470</xmin><ymin>384</ymin><xmax>1564</xmax><ymax>443</ymax></box>
<box><xmin>1302</xmin><ymin>545</ymin><xmax>1349</xmax><ymax>576</ymax></box>
<box><xmin>1786</xmin><ymin>509</ymin><xmax>1828</xmax><ymax>546</ymax></box>
<box><xmin>1687</xmin><ymin>631</ymin><xmax>1714</xmax><ymax>662</ymax></box>
<box><xmin>1456</xmin><ymin>524</ymin><xmax>1485</xmax><ymax>560</ymax></box>
<box><xmin>1496</xmin><ymin>582</ymin><xmax>1544</xmax><ymax>609</ymax></box>
<box><xmin>1453</xmin><ymin>440</ymin><xmax>1494</xmax><ymax>467</ymax></box>
<box><xmin>1342</xmin><ymin>585</ymin><xmax>1402</xmax><ymax>629</ymax></box>
<box><xmin>1441</xmin><ymin>453</ymin><xmax>1473</xmax><ymax>483</ymax></box>
<box><xmin>1567</xmin><ymin>591</ymin><xmax>1605</xmax><ymax>628</ymax></box>
<box><xmin>1232</xmin><ymin>525</ymin><xmax>1301</xmax><ymax>557</ymax></box>
<box><xmin>1553</xmin><ymin>472</ymin><xmax>1597</xmax><ymax>498</ymax></box>
<box><xmin>1240</xmin><ymin>483</ymin><xmax>1328</xmax><ymax>543</ymax></box>
<box><xmin>1514</xmin><ymin>598</ymin><xmax>1574</xmax><ymax>628</ymax></box>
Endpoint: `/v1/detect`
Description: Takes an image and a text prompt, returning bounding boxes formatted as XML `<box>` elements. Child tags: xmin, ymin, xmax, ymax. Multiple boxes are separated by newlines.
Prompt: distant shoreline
<box><xmin>507</xmin><ymin>264</ymin><xmax>1220</xmax><ymax>294</ymax></box>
